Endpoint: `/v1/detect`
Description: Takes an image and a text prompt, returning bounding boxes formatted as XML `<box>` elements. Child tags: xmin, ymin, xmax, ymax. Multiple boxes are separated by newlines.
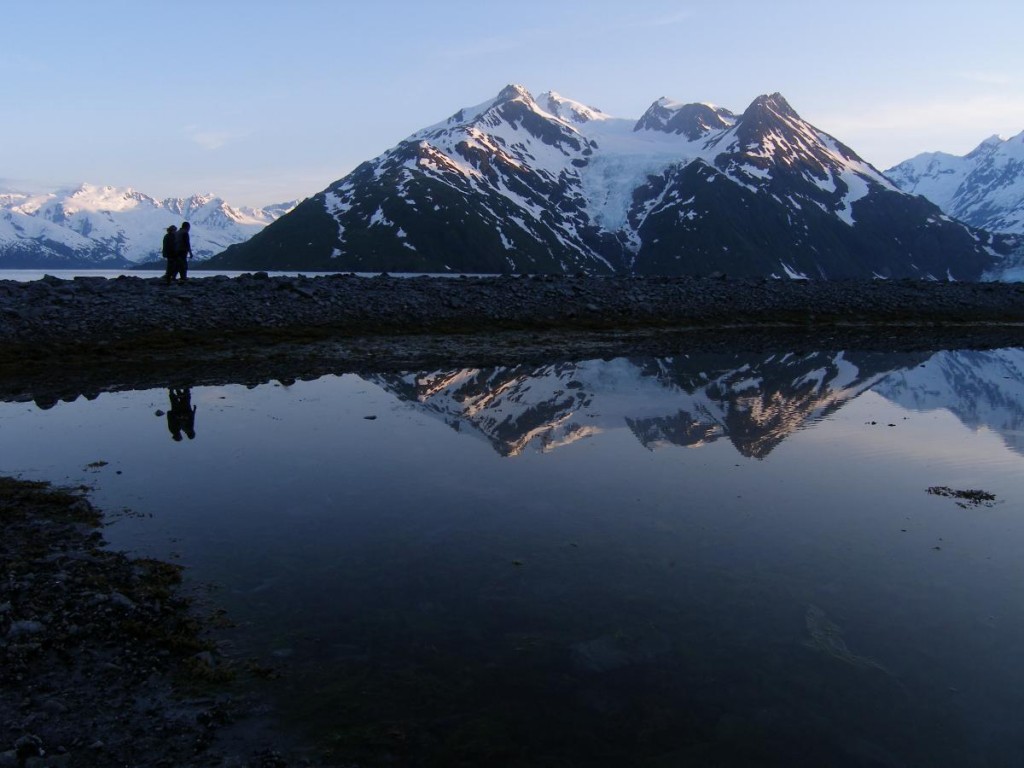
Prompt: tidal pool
<box><xmin>3</xmin><ymin>347</ymin><xmax>1024</xmax><ymax>765</ymax></box>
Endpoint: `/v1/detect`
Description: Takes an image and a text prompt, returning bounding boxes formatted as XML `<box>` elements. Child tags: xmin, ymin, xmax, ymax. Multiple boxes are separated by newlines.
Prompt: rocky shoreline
<box><xmin>0</xmin><ymin>478</ymin><xmax>306</xmax><ymax>767</ymax></box>
<box><xmin>4</xmin><ymin>272</ymin><xmax>1024</xmax><ymax>357</ymax></box>
<box><xmin>3</xmin><ymin>272</ymin><xmax>1024</xmax><ymax>401</ymax></box>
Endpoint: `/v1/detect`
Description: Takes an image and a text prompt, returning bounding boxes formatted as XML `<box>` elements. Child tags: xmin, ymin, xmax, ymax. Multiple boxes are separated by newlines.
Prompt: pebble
<box><xmin>108</xmin><ymin>592</ymin><xmax>135</xmax><ymax>610</ymax></box>
<box><xmin>7</xmin><ymin>621</ymin><xmax>45</xmax><ymax>639</ymax></box>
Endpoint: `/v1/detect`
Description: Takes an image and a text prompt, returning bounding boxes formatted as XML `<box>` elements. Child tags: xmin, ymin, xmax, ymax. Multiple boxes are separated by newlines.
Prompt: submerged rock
<box><xmin>803</xmin><ymin>604</ymin><xmax>888</xmax><ymax>674</ymax></box>
<box><xmin>570</xmin><ymin>629</ymin><xmax>673</xmax><ymax>673</ymax></box>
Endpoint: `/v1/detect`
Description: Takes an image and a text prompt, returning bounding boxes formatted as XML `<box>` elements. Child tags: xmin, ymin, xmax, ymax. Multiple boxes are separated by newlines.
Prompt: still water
<box><xmin>0</xmin><ymin>268</ymin><xmax>308</xmax><ymax>282</ymax></box>
<box><xmin>3</xmin><ymin>347</ymin><xmax>1024</xmax><ymax>765</ymax></box>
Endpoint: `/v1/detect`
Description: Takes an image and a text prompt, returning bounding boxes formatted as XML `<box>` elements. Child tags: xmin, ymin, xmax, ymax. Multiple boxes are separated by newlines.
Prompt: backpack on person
<box><xmin>161</xmin><ymin>226</ymin><xmax>177</xmax><ymax>259</ymax></box>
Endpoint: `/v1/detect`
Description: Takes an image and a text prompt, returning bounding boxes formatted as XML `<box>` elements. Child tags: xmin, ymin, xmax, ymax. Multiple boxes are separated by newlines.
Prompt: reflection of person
<box><xmin>166</xmin><ymin>388</ymin><xmax>197</xmax><ymax>441</ymax></box>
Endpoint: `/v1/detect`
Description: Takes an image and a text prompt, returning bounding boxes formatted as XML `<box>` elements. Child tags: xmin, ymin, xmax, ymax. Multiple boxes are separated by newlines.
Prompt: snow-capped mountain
<box><xmin>0</xmin><ymin>183</ymin><xmax>297</xmax><ymax>268</ymax></box>
<box><xmin>884</xmin><ymin>132</ymin><xmax>1024</xmax><ymax>280</ymax></box>
<box><xmin>210</xmin><ymin>84</ymin><xmax>1010</xmax><ymax>279</ymax></box>
<box><xmin>368</xmin><ymin>348</ymin><xmax>1024</xmax><ymax>460</ymax></box>
<box><xmin>885</xmin><ymin>132</ymin><xmax>1024</xmax><ymax>235</ymax></box>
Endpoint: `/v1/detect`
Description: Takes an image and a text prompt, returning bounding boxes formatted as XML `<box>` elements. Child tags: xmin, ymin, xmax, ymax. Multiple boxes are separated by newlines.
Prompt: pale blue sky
<box><xmin>4</xmin><ymin>0</ymin><xmax>1023</xmax><ymax>207</ymax></box>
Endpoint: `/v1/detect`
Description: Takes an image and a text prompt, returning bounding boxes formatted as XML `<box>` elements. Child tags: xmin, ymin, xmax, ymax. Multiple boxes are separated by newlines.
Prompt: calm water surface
<box><xmin>0</xmin><ymin>268</ymin><xmax>307</xmax><ymax>281</ymax></box>
<box><xmin>3</xmin><ymin>347</ymin><xmax>1024</xmax><ymax>765</ymax></box>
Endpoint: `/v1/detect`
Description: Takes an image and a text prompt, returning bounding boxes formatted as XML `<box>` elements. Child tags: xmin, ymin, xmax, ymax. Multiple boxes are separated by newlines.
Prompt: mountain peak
<box><xmin>61</xmin><ymin>183</ymin><xmax>155</xmax><ymax>213</ymax></box>
<box><xmin>742</xmin><ymin>92</ymin><xmax>800</xmax><ymax>122</ymax></box>
<box><xmin>424</xmin><ymin>84</ymin><xmax>539</xmax><ymax>135</ymax></box>
<box><xmin>635</xmin><ymin>98</ymin><xmax>736</xmax><ymax>139</ymax></box>
<box><xmin>967</xmin><ymin>134</ymin><xmax>1006</xmax><ymax>159</ymax></box>
<box><xmin>731</xmin><ymin>91</ymin><xmax>818</xmax><ymax>156</ymax></box>
<box><xmin>536</xmin><ymin>91</ymin><xmax>610</xmax><ymax>124</ymax></box>
<box><xmin>496</xmin><ymin>83</ymin><xmax>533</xmax><ymax>104</ymax></box>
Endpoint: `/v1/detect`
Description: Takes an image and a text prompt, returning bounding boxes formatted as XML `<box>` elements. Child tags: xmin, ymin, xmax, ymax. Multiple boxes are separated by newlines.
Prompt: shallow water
<box><xmin>0</xmin><ymin>268</ymin><xmax>303</xmax><ymax>282</ymax></box>
<box><xmin>3</xmin><ymin>347</ymin><xmax>1024</xmax><ymax>765</ymax></box>
<box><xmin>0</xmin><ymin>268</ymin><xmax>489</xmax><ymax>282</ymax></box>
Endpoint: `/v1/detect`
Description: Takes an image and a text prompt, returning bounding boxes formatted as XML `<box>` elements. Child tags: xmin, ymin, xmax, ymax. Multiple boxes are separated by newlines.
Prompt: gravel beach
<box><xmin>3</xmin><ymin>273</ymin><xmax>1024</xmax><ymax>396</ymax></box>
<box><xmin>4</xmin><ymin>272</ymin><xmax>1024</xmax><ymax>356</ymax></box>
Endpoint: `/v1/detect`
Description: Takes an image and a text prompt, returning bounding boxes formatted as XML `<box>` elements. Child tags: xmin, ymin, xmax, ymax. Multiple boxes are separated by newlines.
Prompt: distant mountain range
<box><xmin>208</xmin><ymin>85</ymin><xmax>1017</xmax><ymax>280</ymax></box>
<box><xmin>885</xmin><ymin>132</ymin><xmax>1024</xmax><ymax>280</ymax></box>
<box><xmin>886</xmin><ymin>132</ymin><xmax>1024</xmax><ymax>235</ymax></box>
<box><xmin>367</xmin><ymin>348</ymin><xmax>1024</xmax><ymax>460</ymax></box>
<box><xmin>0</xmin><ymin>183</ymin><xmax>296</xmax><ymax>268</ymax></box>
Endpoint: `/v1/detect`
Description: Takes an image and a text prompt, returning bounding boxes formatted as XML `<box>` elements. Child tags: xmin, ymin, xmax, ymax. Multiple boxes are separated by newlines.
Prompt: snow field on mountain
<box><xmin>576</xmin><ymin>119</ymin><xmax>705</xmax><ymax>232</ymax></box>
<box><xmin>887</xmin><ymin>152</ymin><xmax>968</xmax><ymax>210</ymax></box>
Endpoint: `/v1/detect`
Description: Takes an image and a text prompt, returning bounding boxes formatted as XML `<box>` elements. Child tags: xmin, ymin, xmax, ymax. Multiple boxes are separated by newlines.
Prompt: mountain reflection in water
<box><xmin>369</xmin><ymin>348</ymin><xmax>1024</xmax><ymax>459</ymax></box>
<box><xmin>3</xmin><ymin>345</ymin><xmax>1024</xmax><ymax>765</ymax></box>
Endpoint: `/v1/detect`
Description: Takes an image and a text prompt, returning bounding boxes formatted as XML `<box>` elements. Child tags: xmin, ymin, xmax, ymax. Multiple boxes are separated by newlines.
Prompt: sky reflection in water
<box><xmin>3</xmin><ymin>348</ymin><xmax>1024</xmax><ymax>765</ymax></box>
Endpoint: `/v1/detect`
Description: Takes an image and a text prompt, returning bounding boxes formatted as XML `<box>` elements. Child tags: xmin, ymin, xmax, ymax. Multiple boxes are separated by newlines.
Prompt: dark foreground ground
<box><xmin>0</xmin><ymin>478</ymin><xmax>307</xmax><ymax>768</ymax></box>
<box><xmin>3</xmin><ymin>273</ymin><xmax>1024</xmax><ymax>765</ymax></box>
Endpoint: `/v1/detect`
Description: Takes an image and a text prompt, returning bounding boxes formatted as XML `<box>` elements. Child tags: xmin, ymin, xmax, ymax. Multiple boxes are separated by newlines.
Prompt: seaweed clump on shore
<box><xmin>926</xmin><ymin>485</ymin><xmax>998</xmax><ymax>508</ymax></box>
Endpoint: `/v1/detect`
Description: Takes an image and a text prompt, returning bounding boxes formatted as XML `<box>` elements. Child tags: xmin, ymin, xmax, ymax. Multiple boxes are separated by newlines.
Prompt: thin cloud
<box><xmin>438</xmin><ymin>7</ymin><xmax>696</xmax><ymax>61</ymax></box>
<box><xmin>818</xmin><ymin>95</ymin><xmax>1024</xmax><ymax>135</ymax></box>
<box><xmin>624</xmin><ymin>9</ymin><xmax>695</xmax><ymax>28</ymax></box>
<box><xmin>184</xmin><ymin>126</ymin><xmax>239</xmax><ymax>151</ymax></box>
<box><xmin>0</xmin><ymin>177</ymin><xmax>55</xmax><ymax>194</ymax></box>
<box><xmin>813</xmin><ymin>95</ymin><xmax>1024</xmax><ymax>167</ymax></box>
<box><xmin>957</xmin><ymin>70</ymin><xmax>1015</xmax><ymax>86</ymax></box>
<box><xmin>437</xmin><ymin>34</ymin><xmax>529</xmax><ymax>60</ymax></box>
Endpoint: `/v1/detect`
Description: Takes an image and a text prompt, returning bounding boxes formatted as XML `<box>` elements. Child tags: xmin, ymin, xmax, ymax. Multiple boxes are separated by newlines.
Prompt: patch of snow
<box><xmin>368</xmin><ymin>207</ymin><xmax>392</xmax><ymax>227</ymax></box>
<box><xmin>780</xmin><ymin>262</ymin><xmax>809</xmax><ymax>279</ymax></box>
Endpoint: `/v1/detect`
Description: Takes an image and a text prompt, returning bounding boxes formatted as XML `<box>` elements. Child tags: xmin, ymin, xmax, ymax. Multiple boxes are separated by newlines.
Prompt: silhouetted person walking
<box><xmin>171</xmin><ymin>221</ymin><xmax>193</xmax><ymax>282</ymax></box>
<box><xmin>162</xmin><ymin>225</ymin><xmax>179</xmax><ymax>284</ymax></box>
<box><xmin>167</xmin><ymin>388</ymin><xmax>197</xmax><ymax>441</ymax></box>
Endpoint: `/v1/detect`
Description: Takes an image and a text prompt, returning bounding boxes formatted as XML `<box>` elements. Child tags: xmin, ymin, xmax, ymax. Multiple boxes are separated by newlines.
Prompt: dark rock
<box><xmin>7</xmin><ymin>621</ymin><xmax>45</xmax><ymax>639</ymax></box>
